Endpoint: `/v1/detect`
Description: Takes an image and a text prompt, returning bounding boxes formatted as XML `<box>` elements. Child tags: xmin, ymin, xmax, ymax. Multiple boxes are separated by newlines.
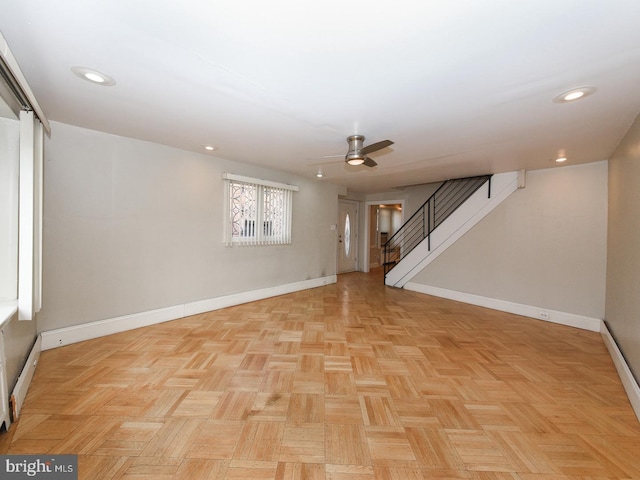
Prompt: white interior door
<box><xmin>337</xmin><ymin>200</ymin><xmax>358</xmax><ymax>273</ymax></box>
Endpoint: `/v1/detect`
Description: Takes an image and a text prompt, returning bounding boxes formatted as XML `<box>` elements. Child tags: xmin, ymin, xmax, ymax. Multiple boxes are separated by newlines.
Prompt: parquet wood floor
<box><xmin>2</xmin><ymin>269</ymin><xmax>639</xmax><ymax>479</ymax></box>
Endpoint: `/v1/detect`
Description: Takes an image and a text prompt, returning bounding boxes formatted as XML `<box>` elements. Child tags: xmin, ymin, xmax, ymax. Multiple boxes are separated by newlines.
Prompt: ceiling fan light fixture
<box><xmin>346</xmin><ymin>156</ymin><xmax>365</xmax><ymax>166</ymax></box>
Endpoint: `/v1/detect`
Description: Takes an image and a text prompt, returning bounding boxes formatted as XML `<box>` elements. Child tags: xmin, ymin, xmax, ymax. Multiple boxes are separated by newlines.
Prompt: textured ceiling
<box><xmin>2</xmin><ymin>1</ymin><xmax>640</xmax><ymax>193</ymax></box>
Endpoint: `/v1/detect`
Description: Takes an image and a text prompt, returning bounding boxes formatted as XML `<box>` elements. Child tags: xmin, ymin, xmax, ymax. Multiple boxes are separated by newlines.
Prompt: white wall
<box><xmin>409</xmin><ymin>162</ymin><xmax>608</xmax><ymax>320</ymax></box>
<box><xmin>606</xmin><ymin>114</ymin><xmax>640</xmax><ymax>381</ymax></box>
<box><xmin>39</xmin><ymin>122</ymin><xmax>340</xmax><ymax>332</ymax></box>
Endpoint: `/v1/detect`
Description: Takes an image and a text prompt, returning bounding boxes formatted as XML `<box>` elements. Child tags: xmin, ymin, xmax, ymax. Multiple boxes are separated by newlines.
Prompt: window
<box><xmin>1</xmin><ymin>32</ymin><xmax>49</xmax><ymax>320</ymax></box>
<box><xmin>344</xmin><ymin>213</ymin><xmax>351</xmax><ymax>257</ymax></box>
<box><xmin>223</xmin><ymin>173</ymin><xmax>298</xmax><ymax>246</ymax></box>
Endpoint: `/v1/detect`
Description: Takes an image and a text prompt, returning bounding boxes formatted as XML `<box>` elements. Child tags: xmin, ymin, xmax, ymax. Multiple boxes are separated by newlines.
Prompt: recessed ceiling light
<box><xmin>555</xmin><ymin>157</ymin><xmax>567</xmax><ymax>163</ymax></box>
<box><xmin>564</xmin><ymin>91</ymin><xmax>584</xmax><ymax>101</ymax></box>
<box><xmin>553</xmin><ymin>86</ymin><xmax>596</xmax><ymax>103</ymax></box>
<box><xmin>316</xmin><ymin>171</ymin><xmax>324</xmax><ymax>178</ymax></box>
<box><xmin>84</xmin><ymin>72</ymin><xmax>105</xmax><ymax>83</ymax></box>
<box><xmin>204</xmin><ymin>145</ymin><xmax>216</xmax><ymax>151</ymax></box>
<box><xmin>71</xmin><ymin>66</ymin><xmax>116</xmax><ymax>86</ymax></box>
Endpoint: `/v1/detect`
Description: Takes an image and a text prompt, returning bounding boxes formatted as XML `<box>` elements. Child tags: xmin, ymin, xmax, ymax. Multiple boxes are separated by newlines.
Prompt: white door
<box><xmin>337</xmin><ymin>200</ymin><xmax>358</xmax><ymax>273</ymax></box>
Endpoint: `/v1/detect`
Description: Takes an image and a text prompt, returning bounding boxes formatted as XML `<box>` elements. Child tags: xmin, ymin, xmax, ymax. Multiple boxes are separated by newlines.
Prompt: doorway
<box><xmin>364</xmin><ymin>201</ymin><xmax>404</xmax><ymax>272</ymax></box>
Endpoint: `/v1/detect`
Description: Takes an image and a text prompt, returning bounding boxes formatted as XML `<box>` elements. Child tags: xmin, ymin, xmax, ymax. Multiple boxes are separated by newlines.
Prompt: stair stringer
<box><xmin>385</xmin><ymin>171</ymin><xmax>519</xmax><ymax>288</ymax></box>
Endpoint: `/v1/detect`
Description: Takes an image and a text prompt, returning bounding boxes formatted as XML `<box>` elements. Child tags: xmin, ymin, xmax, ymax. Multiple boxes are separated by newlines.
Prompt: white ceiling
<box><xmin>2</xmin><ymin>1</ymin><xmax>640</xmax><ymax>193</ymax></box>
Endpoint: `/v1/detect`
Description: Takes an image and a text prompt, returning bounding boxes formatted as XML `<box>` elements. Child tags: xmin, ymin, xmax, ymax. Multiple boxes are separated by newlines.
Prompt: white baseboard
<box><xmin>403</xmin><ymin>282</ymin><xmax>602</xmax><ymax>332</ymax></box>
<box><xmin>10</xmin><ymin>334</ymin><xmax>41</xmax><ymax>421</ymax></box>
<box><xmin>41</xmin><ymin>275</ymin><xmax>336</xmax><ymax>350</ymax></box>
<box><xmin>183</xmin><ymin>275</ymin><xmax>336</xmax><ymax>317</ymax></box>
<box><xmin>600</xmin><ymin>322</ymin><xmax>640</xmax><ymax>422</ymax></box>
<box><xmin>41</xmin><ymin>305</ymin><xmax>185</xmax><ymax>350</ymax></box>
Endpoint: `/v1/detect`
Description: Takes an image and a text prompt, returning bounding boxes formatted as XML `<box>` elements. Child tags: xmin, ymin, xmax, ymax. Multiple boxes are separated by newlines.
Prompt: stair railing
<box><xmin>383</xmin><ymin>175</ymin><xmax>492</xmax><ymax>276</ymax></box>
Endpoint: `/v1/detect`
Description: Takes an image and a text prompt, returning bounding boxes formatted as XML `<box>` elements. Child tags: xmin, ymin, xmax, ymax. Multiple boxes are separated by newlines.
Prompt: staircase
<box><xmin>384</xmin><ymin>171</ymin><xmax>519</xmax><ymax>288</ymax></box>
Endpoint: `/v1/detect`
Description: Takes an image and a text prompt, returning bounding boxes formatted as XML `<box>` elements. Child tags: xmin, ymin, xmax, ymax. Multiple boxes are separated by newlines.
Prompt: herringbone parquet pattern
<box><xmin>2</xmin><ymin>269</ymin><xmax>639</xmax><ymax>479</ymax></box>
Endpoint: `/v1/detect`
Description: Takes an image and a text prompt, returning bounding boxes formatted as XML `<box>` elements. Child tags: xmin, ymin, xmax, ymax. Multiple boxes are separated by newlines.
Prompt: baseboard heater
<box><xmin>9</xmin><ymin>334</ymin><xmax>42</xmax><ymax>423</ymax></box>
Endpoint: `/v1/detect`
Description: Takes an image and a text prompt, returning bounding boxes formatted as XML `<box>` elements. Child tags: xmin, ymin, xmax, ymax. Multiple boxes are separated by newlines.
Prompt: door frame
<box><xmin>363</xmin><ymin>199</ymin><xmax>405</xmax><ymax>273</ymax></box>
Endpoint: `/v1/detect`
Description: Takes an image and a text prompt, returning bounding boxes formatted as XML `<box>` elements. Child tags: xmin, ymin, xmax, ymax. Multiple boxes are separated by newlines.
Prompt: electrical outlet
<box><xmin>538</xmin><ymin>311</ymin><xmax>550</xmax><ymax>320</ymax></box>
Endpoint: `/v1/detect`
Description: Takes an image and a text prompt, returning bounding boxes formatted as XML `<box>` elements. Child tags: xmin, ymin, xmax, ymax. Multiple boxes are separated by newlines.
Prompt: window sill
<box><xmin>0</xmin><ymin>300</ymin><xmax>18</xmax><ymax>329</ymax></box>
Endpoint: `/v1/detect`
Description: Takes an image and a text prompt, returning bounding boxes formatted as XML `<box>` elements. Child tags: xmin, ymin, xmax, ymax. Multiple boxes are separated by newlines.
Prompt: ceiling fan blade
<box><xmin>309</xmin><ymin>153</ymin><xmax>344</xmax><ymax>159</ymax></box>
<box><xmin>361</xmin><ymin>139</ymin><xmax>394</xmax><ymax>155</ymax></box>
<box><xmin>363</xmin><ymin>156</ymin><xmax>377</xmax><ymax>167</ymax></box>
<box><xmin>308</xmin><ymin>158</ymin><xmax>345</xmax><ymax>167</ymax></box>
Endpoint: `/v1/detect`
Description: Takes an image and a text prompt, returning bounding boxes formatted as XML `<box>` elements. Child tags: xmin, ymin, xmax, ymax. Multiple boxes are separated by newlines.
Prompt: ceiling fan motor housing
<box><xmin>345</xmin><ymin>135</ymin><xmax>366</xmax><ymax>164</ymax></box>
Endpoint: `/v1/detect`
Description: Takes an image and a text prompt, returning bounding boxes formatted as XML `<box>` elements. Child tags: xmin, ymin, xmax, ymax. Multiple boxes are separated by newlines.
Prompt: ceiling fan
<box><xmin>313</xmin><ymin>135</ymin><xmax>394</xmax><ymax>167</ymax></box>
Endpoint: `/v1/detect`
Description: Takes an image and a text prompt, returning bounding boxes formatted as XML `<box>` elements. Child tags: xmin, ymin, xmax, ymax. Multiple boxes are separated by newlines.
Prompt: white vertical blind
<box><xmin>34</xmin><ymin>118</ymin><xmax>43</xmax><ymax>313</ymax></box>
<box><xmin>18</xmin><ymin>111</ymin><xmax>44</xmax><ymax>320</ymax></box>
